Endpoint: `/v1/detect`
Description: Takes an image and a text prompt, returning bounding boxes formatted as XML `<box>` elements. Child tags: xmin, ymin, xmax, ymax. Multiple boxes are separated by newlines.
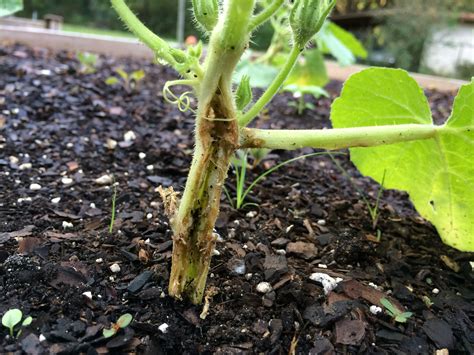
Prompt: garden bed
<box><xmin>0</xmin><ymin>44</ymin><xmax>473</xmax><ymax>354</ymax></box>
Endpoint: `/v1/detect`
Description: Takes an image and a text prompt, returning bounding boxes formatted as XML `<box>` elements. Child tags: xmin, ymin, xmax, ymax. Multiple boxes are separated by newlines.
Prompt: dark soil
<box><xmin>0</xmin><ymin>43</ymin><xmax>473</xmax><ymax>355</ymax></box>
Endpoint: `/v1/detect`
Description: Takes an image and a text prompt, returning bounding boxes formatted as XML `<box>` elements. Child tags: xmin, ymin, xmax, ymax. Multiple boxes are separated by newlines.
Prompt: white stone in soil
<box><xmin>82</xmin><ymin>291</ymin><xmax>92</xmax><ymax>299</ymax></box>
<box><xmin>106</xmin><ymin>138</ymin><xmax>117</xmax><ymax>150</ymax></box>
<box><xmin>95</xmin><ymin>258</ymin><xmax>103</xmax><ymax>263</ymax></box>
<box><xmin>95</xmin><ymin>174</ymin><xmax>113</xmax><ymax>185</ymax></box>
<box><xmin>17</xmin><ymin>197</ymin><xmax>32</xmax><ymax>203</ymax></box>
<box><xmin>123</xmin><ymin>130</ymin><xmax>136</xmax><ymax>142</ymax></box>
<box><xmin>310</xmin><ymin>272</ymin><xmax>343</xmax><ymax>295</ymax></box>
<box><xmin>90</xmin><ymin>202</ymin><xmax>96</xmax><ymax>209</ymax></box>
<box><xmin>19</xmin><ymin>163</ymin><xmax>32</xmax><ymax>170</ymax></box>
<box><xmin>256</xmin><ymin>282</ymin><xmax>272</xmax><ymax>294</ymax></box>
<box><xmin>317</xmin><ymin>219</ymin><xmax>326</xmax><ymax>226</ymax></box>
<box><xmin>369</xmin><ymin>305</ymin><xmax>382</xmax><ymax>315</ymax></box>
<box><xmin>29</xmin><ymin>183</ymin><xmax>42</xmax><ymax>191</ymax></box>
<box><xmin>276</xmin><ymin>249</ymin><xmax>286</xmax><ymax>255</ymax></box>
<box><xmin>139</xmin><ymin>152</ymin><xmax>146</xmax><ymax>160</ymax></box>
<box><xmin>146</xmin><ymin>213</ymin><xmax>153</xmax><ymax>219</ymax></box>
<box><xmin>9</xmin><ymin>156</ymin><xmax>19</xmax><ymax>164</ymax></box>
<box><xmin>432</xmin><ymin>288</ymin><xmax>440</xmax><ymax>294</ymax></box>
<box><xmin>158</xmin><ymin>323</ymin><xmax>169</xmax><ymax>333</ymax></box>
<box><xmin>61</xmin><ymin>177</ymin><xmax>73</xmax><ymax>185</ymax></box>
<box><xmin>62</xmin><ymin>221</ymin><xmax>73</xmax><ymax>229</ymax></box>
<box><xmin>39</xmin><ymin>334</ymin><xmax>46</xmax><ymax>342</ymax></box>
<box><xmin>246</xmin><ymin>211</ymin><xmax>257</xmax><ymax>218</ymax></box>
<box><xmin>110</xmin><ymin>263</ymin><xmax>121</xmax><ymax>273</ymax></box>
<box><xmin>146</xmin><ymin>164</ymin><xmax>154</xmax><ymax>171</ymax></box>
<box><xmin>51</xmin><ymin>197</ymin><xmax>61</xmax><ymax>204</ymax></box>
<box><xmin>212</xmin><ymin>249</ymin><xmax>220</xmax><ymax>256</ymax></box>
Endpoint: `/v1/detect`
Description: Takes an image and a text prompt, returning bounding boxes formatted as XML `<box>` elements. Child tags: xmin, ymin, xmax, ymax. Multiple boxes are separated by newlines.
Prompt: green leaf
<box><xmin>380</xmin><ymin>298</ymin><xmax>397</xmax><ymax>316</ymax></box>
<box><xmin>21</xmin><ymin>316</ymin><xmax>32</xmax><ymax>327</ymax></box>
<box><xmin>115</xmin><ymin>68</ymin><xmax>129</xmax><ymax>81</ymax></box>
<box><xmin>130</xmin><ymin>69</ymin><xmax>145</xmax><ymax>82</ymax></box>
<box><xmin>317</xmin><ymin>22</ymin><xmax>367</xmax><ymax>66</ymax></box>
<box><xmin>102</xmin><ymin>328</ymin><xmax>116</xmax><ymax>338</ymax></box>
<box><xmin>2</xmin><ymin>309</ymin><xmax>22</xmax><ymax>330</ymax></box>
<box><xmin>234</xmin><ymin>53</ymin><xmax>279</xmax><ymax>88</ymax></box>
<box><xmin>0</xmin><ymin>0</ymin><xmax>23</xmax><ymax>17</ymax></box>
<box><xmin>331</xmin><ymin>68</ymin><xmax>474</xmax><ymax>251</ymax></box>
<box><xmin>285</xmin><ymin>49</ymin><xmax>329</xmax><ymax>89</ymax></box>
<box><xmin>235</xmin><ymin>75</ymin><xmax>253</xmax><ymax>111</ymax></box>
<box><xmin>105</xmin><ymin>77</ymin><xmax>120</xmax><ymax>85</ymax></box>
<box><xmin>116</xmin><ymin>313</ymin><xmax>133</xmax><ymax>328</ymax></box>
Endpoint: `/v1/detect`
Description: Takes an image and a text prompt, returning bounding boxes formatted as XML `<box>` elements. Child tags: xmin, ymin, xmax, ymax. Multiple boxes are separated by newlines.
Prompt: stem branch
<box><xmin>249</xmin><ymin>0</ymin><xmax>284</xmax><ymax>31</ymax></box>
<box><xmin>239</xmin><ymin>45</ymin><xmax>301</xmax><ymax>127</ymax></box>
<box><xmin>241</xmin><ymin>124</ymin><xmax>439</xmax><ymax>150</ymax></box>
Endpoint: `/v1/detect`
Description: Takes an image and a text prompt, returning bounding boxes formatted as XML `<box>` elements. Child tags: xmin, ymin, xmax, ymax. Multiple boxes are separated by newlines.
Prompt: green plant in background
<box><xmin>105</xmin><ymin>67</ymin><xmax>146</xmax><ymax>92</ymax></box>
<box><xmin>1</xmin><ymin>309</ymin><xmax>33</xmax><ymax>338</ymax></box>
<box><xmin>110</xmin><ymin>0</ymin><xmax>473</xmax><ymax>304</ymax></box>
<box><xmin>0</xmin><ymin>0</ymin><xmax>22</xmax><ymax>17</ymax></box>
<box><xmin>235</xmin><ymin>0</ymin><xmax>367</xmax><ymax>114</ymax></box>
<box><xmin>102</xmin><ymin>313</ymin><xmax>133</xmax><ymax>338</ymax></box>
<box><xmin>76</xmin><ymin>52</ymin><xmax>99</xmax><ymax>74</ymax></box>
<box><xmin>380</xmin><ymin>298</ymin><xmax>413</xmax><ymax>323</ymax></box>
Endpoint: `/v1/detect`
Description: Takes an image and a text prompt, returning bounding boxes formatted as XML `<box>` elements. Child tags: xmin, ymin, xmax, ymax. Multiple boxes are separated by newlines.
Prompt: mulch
<box><xmin>0</xmin><ymin>43</ymin><xmax>473</xmax><ymax>354</ymax></box>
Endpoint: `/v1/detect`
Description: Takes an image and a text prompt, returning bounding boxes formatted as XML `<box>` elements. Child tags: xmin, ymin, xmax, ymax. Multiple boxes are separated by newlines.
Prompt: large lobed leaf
<box><xmin>331</xmin><ymin>68</ymin><xmax>473</xmax><ymax>251</ymax></box>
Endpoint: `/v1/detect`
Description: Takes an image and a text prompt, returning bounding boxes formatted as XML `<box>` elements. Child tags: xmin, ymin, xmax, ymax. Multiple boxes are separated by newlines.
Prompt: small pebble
<box><xmin>39</xmin><ymin>334</ymin><xmax>46</xmax><ymax>342</ymax></box>
<box><xmin>146</xmin><ymin>213</ymin><xmax>153</xmax><ymax>219</ymax></box>
<box><xmin>19</xmin><ymin>163</ymin><xmax>32</xmax><ymax>170</ymax></box>
<box><xmin>82</xmin><ymin>291</ymin><xmax>92</xmax><ymax>299</ymax></box>
<box><xmin>139</xmin><ymin>152</ymin><xmax>146</xmax><ymax>160</ymax></box>
<box><xmin>9</xmin><ymin>156</ymin><xmax>19</xmax><ymax>164</ymax></box>
<box><xmin>96</xmin><ymin>258</ymin><xmax>103</xmax><ymax>263</ymax></box>
<box><xmin>61</xmin><ymin>177</ymin><xmax>73</xmax><ymax>185</ymax></box>
<box><xmin>123</xmin><ymin>130</ymin><xmax>136</xmax><ymax>142</ymax></box>
<box><xmin>246</xmin><ymin>211</ymin><xmax>257</xmax><ymax>218</ymax></box>
<box><xmin>110</xmin><ymin>263</ymin><xmax>121</xmax><ymax>273</ymax></box>
<box><xmin>317</xmin><ymin>263</ymin><xmax>328</xmax><ymax>269</ymax></box>
<box><xmin>432</xmin><ymin>288</ymin><xmax>440</xmax><ymax>294</ymax></box>
<box><xmin>158</xmin><ymin>323</ymin><xmax>169</xmax><ymax>333</ymax></box>
<box><xmin>146</xmin><ymin>164</ymin><xmax>154</xmax><ymax>171</ymax></box>
<box><xmin>17</xmin><ymin>197</ymin><xmax>32</xmax><ymax>203</ymax></box>
<box><xmin>106</xmin><ymin>138</ymin><xmax>117</xmax><ymax>150</ymax></box>
<box><xmin>29</xmin><ymin>183</ymin><xmax>41</xmax><ymax>191</ymax></box>
<box><xmin>256</xmin><ymin>282</ymin><xmax>272</xmax><ymax>294</ymax></box>
<box><xmin>276</xmin><ymin>249</ymin><xmax>286</xmax><ymax>255</ymax></box>
<box><xmin>89</xmin><ymin>202</ymin><xmax>96</xmax><ymax>208</ymax></box>
<box><xmin>245</xmin><ymin>273</ymin><xmax>253</xmax><ymax>280</ymax></box>
<box><xmin>317</xmin><ymin>219</ymin><xmax>326</xmax><ymax>226</ymax></box>
<box><xmin>310</xmin><ymin>272</ymin><xmax>343</xmax><ymax>295</ymax></box>
<box><xmin>95</xmin><ymin>174</ymin><xmax>113</xmax><ymax>185</ymax></box>
<box><xmin>212</xmin><ymin>249</ymin><xmax>221</xmax><ymax>256</ymax></box>
<box><xmin>51</xmin><ymin>197</ymin><xmax>61</xmax><ymax>204</ymax></box>
<box><xmin>370</xmin><ymin>305</ymin><xmax>382</xmax><ymax>315</ymax></box>
<box><xmin>62</xmin><ymin>221</ymin><xmax>73</xmax><ymax>229</ymax></box>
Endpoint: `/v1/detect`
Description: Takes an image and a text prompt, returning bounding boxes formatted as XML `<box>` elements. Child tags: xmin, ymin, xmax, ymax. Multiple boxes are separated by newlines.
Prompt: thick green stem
<box><xmin>240</xmin><ymin>124</ymin><xmax>439</xmax><ymax>150</ymax></box>
<box><xmin>239</xmin><ymin>45</ymin><xmax>301</xmax><ymax>127</ymax></box>
<box><xmin>168</xmin><ymin>0</ymin><xmax>256</xmax><ymax>304</ymax></box>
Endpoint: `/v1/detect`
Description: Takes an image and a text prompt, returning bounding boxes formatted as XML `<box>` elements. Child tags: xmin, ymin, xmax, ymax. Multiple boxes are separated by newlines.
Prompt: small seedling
<box><xmin>329</xmin><ymin>154</ymin><xmax>386</xmax><ymax>232</ymax></box>
<box><xmin>380</xmin><ymin>298</ymin><xmax>413</xmax><ymax>323</ymax></box>
<box><xmin>103</xmin><ymin>313</ymin><xmax>133</xmax><ymax>338</ymax></box>
<box><xmin>226</xmin><ymin>151</ymin><xmax>340</xmax><ymax>209</ymax></box>
<box><xmin>109</xmin><ymin>181</ymin><xmax>118</xmax><ymax>234</ymax></box>
<box><xmin>2</xmin><ymin>309</ymin><xmax>33</xmax><ymax>338</ymax></box>
<box><xmin>105</xmin><ymin>67</ymin><xmax>145</xmax><ymax>92</ymax></box>
<box><xmin>76</xmin><ymin>52</ymin><xmax>98</xmax><ymax>74</ymax></box>
<box><xmin>285</xmin><ymin>85</ymin><xmax>329</xmax><ymax>115</ymax></box>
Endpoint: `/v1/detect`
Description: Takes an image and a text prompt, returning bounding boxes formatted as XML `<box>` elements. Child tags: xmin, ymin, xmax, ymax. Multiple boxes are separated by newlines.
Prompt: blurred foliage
<box><xmin>367</xmin><ymin>0</ymin><xmax>473</xmax><ymax>72</ymax></box>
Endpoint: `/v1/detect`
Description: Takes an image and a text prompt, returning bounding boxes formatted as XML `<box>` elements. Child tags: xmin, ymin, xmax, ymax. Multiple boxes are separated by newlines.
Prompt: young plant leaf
<box><xmin>285</xmin><ymin>49</ymin><xmax>329</xmax><ymax>89</ymax></box>
<box><xmin>105</xmin><ymin>77</ymin><xmax>120</xmax><ymax>85</ymax></box>
<box><xmin>130</xmin><ymin>70</ymin><xmax>145</xmax><ymax>82</ymax></box>
<box><xmin>102</xmin><ymin>328</ymin><xmax>116</xmax><ymax>338</ymax></box>
<box><xmin>21</xmin><ymin>316</ymin><xmax>32</xmax><ymax>327</ymax></box>
<box><xmin>116</xmin><ymin>313</ymin><xmax>133</xmax><ymax>328</ymax></box>
<box><xmin>2</xmin><ymin>309</ymin><xmax>22</xmax><ymax>336</ymax></box>
<box><xmin>331</xmin><ymin>68</ymin><xmax>474</xmax><ymax>251</ymax></box>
